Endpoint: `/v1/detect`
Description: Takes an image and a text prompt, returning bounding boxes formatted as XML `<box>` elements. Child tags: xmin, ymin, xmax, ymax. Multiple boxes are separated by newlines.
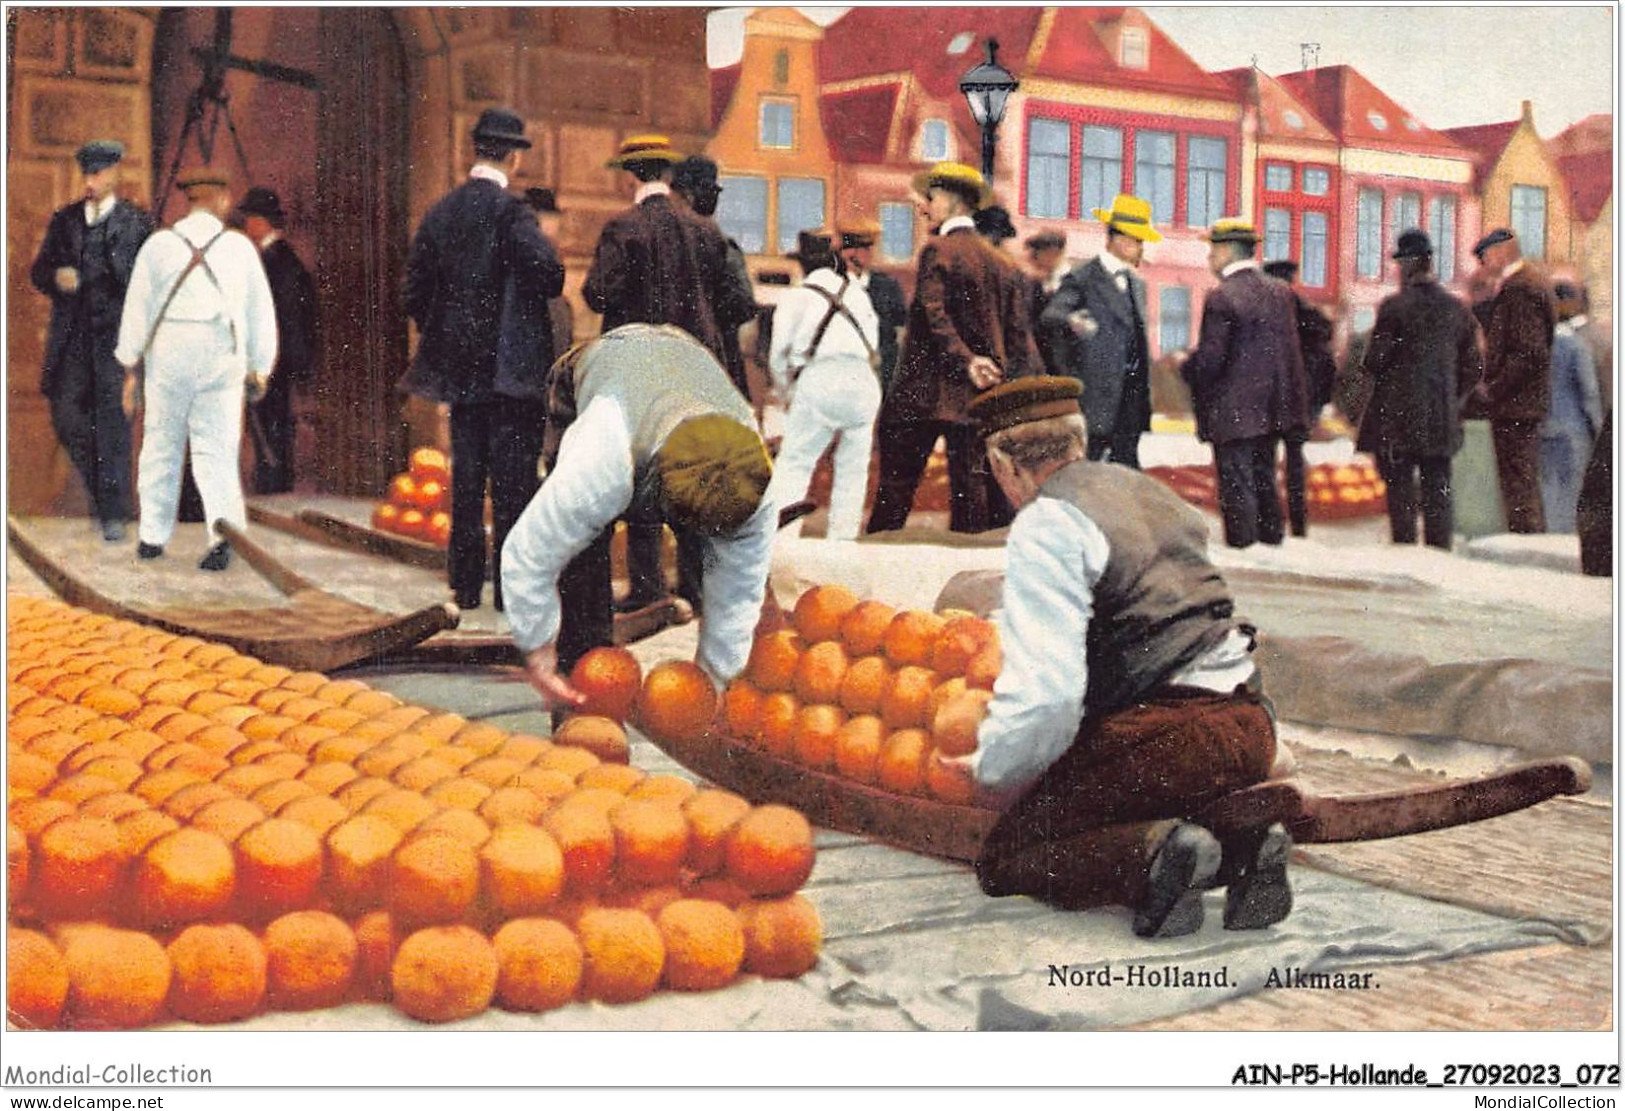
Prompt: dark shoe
<box><xmin>101</xmin><ymin>520</ymin><xmax>126</xmax><ymax>542</ymax></box>
<box><xmin>454</xmin><ymin>591</ymin><xmax>482</xmax><ymax>611</ymax></box>
<box><xmin>137</xmin><ymin>542</ymin><xmax>164</xmax><ymax>560</ymax></box>
<box><xmin>1133</xmin><ymin>822</ymin><xmax>1222</xmax><ymax>939</ymax></box>
<box><xmin>198</xmin><ymin>541</ymin><xmax>232</xmax><ymax>572</ymax></box>
<box><xmin>1220</xmin><ymin>823</ymin><xmax>1294</xmax><ymax>930</ymax></box>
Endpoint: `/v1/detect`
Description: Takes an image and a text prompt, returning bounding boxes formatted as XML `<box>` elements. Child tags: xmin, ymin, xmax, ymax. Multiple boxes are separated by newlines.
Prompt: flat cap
<box><xmin>967</xmin><ymin>376</ymin><xmax>1083</xmax><ymax>435</ymax></box>
<box><xmin>837</xmin><ymin>217</ymin><xmax>882</xmax><ymax>248</ymax></box>
<box><xmin>75</xmin><ymin>140</ymin><xmax>125</xmax><ymax>174</ymax></box>
<box><xmin>656</xmin><ymin>414</ymin><xmax>771</xmax><ymax>537</ymax></box>
<box><xmin>175</xmin><ymin>165</ymin><xmax>231</xmax><ymax>191</ymax></box>
<box><xmin>1471</xmin><ymin>227</ymin><xmax>1515</xmax><ymax>259</ymax></box>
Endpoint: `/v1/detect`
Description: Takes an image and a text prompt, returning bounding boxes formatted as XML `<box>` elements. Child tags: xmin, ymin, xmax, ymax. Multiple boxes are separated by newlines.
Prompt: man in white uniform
<box><xmin>503</xmin><ymin>324</ymin><xmax>776</xmax><ymax>706</ymax></box>
<box><xmin>762</xmin><ymin>229</ymin><xmax>881</xmax><ymax>541</ymax></box>
<box><xmin>116</xmin><ymin>166</ymin><xmax>277</xmax><ymax>571</ymax></box>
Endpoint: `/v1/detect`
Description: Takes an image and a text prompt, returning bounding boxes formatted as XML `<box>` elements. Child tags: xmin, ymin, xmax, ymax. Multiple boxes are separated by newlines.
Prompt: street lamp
<box><xmin>959</xmin><ymin>38</ymin><xmax>1019</xmax><ymax>181</ymax></box>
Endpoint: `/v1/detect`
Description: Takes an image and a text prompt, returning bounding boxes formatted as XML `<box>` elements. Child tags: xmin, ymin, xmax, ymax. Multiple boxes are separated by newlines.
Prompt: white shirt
<box><xmin>114</xmin><ymin>209</ymin><xmax>278</xmax><ymax>374</ymax></box>
<box><xmin>469</xmin><ymin>164</ymin><xmax>509</xmax><ymax>189</ymax></box>
<box><xmin>1220</xmin><ymin>258</ymin><xmax>1261</xmax><ymax>280</ymax></box>
<box><xmin>84</xmin><ymin>195</ymin><xmax>116</xmax><ymax>226</ymax></box>
<box><xmin>767</xmin><ymin>267</ymin><xmax>880</xmax><ymax>396</ymax></box>
<box><xmin>501</xmin><ymin>395</ymin><xmax>775</xmax><ymax>684</ymax></box>
<box><xmin>634</xmin><ymin>181</ymin><xmax>672</xmax><ymax>205</ymax></box>
<box><xmin>1502</xmin><ymin>258</ymin><xmax>1526</xmax><ymax>281</ymax></box>
<box><xmin>968</xmin><ymin>495</ymin><xmax>1256</xmax><ymax>799</ymax></box>
<box><xmin>257</xmin><ymin>231</ymin><xmax>282</xmax><ymax>251</ymax></box>
<box><xmin>939</xmin><ymin>215</ymin><xmax>976</xmax><ymax>236</ymax></box>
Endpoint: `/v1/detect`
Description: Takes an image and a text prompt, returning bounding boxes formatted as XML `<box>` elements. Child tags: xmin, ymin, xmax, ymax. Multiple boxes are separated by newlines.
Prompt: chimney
<box><xmin>1521</xmin><ymin>99</ymin><xmax>1533</xmax><ymax>123</ymax></box>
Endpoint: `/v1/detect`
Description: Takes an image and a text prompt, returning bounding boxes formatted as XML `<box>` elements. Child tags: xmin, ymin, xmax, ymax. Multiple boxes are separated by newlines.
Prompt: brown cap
<box><xmin>836</xmin><ymin>217</ymin><xmax>882</xmax><ymax>248</ymax></box>
<box><xmin>966</xmin><ymin>376</ymin><xmax>1083</xmax><ymax>434</ymax></box>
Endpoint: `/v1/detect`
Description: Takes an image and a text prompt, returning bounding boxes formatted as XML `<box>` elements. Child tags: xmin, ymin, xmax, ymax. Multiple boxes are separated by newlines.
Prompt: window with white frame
<box><xmin>1120</xmin><ymin>27</ymin><xmax>1148</xmax><ymax>69</ymax></box>
<box><xmin>1264</xmin><ymin>163</ymin><xmax>1293</xmax><ymax>192</ymax></box>
<box><xmin>1133</xmin><ymin>129</ymin><xmax>1175</xmax><ymax>225</ymax></box>
<box><xmin>759</xmin><ymin>99</ymin><xmax>794</xmax><ymax>150</ymax></box>
<box><xmin>776</xmin><ymin>177</ymin><xmax>825</xmax><ymax>254</ymax></box>
<box><xmin>1263</xmin><ymin>208</ymin><xmax>1292</xmax><ymax>262</ymax></box>
<box><xmin>1187</xmin><ymin>136</ymin><xmax>1227</xmax><ymax>228</ymax></box>
<box><xmin>1510</xmin><ymin>184</ymin><xmax>1547</xmax><ymax>260</ymax></box>
<box><xmin>1080</xmin><ymin>125</ymin><xmax>1123</xmax><ymax>218</ymax></box>
<box><xmin>1158</xmin><ymin>285</ymin><xmax>1191</xmax><ymax>355</ymax></box>
<box><xmin>1388</xmin><ymin>191</ymin><xmax>1421</xmax><ymax>253</ymax></box>
<box><xmin>879</xmin><ymin>202</ymin><xmax>915</xmax><ymax>262</ymax></box>
<box><xmin>1026</xmin><ymin>118</ymin><xmax>1070</xmax><ymax>219</ymax></box>
<box><xmin>1301</xmin><ymin>211</ymin><xmax>1329</xmax><ymax>288</ymax></box>
<box><xmin>1355</xmin><ymin>187</ymin><xmax>1383</xmax><ymax>279</ymax></box>
<box><xmin>1302</xmin><ymin>166</ymin><xmax>1331</xmax><ymax>196</ymax></box>
<box><xmin>920</xmin><ymin>119</ymin><xmax>950</xmax><ymax>161</ymax></box>
<box><xmin>1429</xmin><ymin>195</ymin><xmax>1457</xmax><ymax>282</ymax></box>
<box><xmin>717</xmin><ymin>175</ymin><xmax>769</xmax><ymax>254</ymax></box>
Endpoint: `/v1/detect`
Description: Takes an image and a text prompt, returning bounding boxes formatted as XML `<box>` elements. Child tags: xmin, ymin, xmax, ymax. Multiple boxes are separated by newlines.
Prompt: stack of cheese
<box><xmin>370</xmin><ymin>448</ymin><xmax>452</xmax><ymax>548</ymax></box>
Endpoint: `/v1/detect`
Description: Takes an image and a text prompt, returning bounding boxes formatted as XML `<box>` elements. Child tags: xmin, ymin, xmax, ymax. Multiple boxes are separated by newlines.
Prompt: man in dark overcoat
<box><xmin>1039</xmin><ymin>193</ymin><xmax>1159</xmax><ymax>469</ymax></box>
<box><xmin>1262</xmin><ymin>258</ymin><xmax>1336</xmax><ymax>536</ymax></box>
<box><xmin>669</xmin><ymin>155</ymin><xmax>759</xmax><ymax>399</ymax></box>
<box><xmin>1356</xmin><ymin>230</ymin><xmax>1484</xmax><ymax>549</ymax></box>
<box><xmin>1179</xmin><ymin>219</ymin><xmax>1309</xmax><ymax>549</ymax></box>
<box><xmin>866</xmin><ymin>162</ymin><xmax>1041</xmax><ymax>534</ymax></box>
<box><xmin>402</xmin><ymin>107</ymin><xmax>565</xmax><ymax>611</ymax></box>
<box><xmin>1471</xmin><ymin>227</ymin><xmax>1556</xmax><ymax>534</ymax></box>
<box><xmin>233</xmin><ymin>187</ymin><xmax>318</xmax><ymax>495</ymax></box>
<box><xmin>837</xmin><ymin>218</ymin><xmax>908</xmax><ymax>394</ymax></box>
<box><xmin>30</xmin><ymin>140</ymin><xmax>154</xmax><ymax>541</ymax></box>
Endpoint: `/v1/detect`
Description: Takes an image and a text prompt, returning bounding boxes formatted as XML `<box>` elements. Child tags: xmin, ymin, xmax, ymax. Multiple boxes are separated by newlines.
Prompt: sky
<box><xmin>706</xmin><ymin>5</ymin><xmax>1617</xmax><ymax>134</ymax></box>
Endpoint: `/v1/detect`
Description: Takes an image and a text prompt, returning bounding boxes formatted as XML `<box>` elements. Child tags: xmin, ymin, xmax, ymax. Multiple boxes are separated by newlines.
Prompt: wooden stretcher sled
<box><xmin>650</xmin><ymin>725</ymin><xmax>1593</xmax><ymax>863</ymax></box>
<box><xmin>7</xmin><ymin>516</ymin><xmax>459</xmax><ymax>673</ymax></box>
<box><xmin>248</xmin><ymin>504</ymin><xmax>445</xmax><ymax>570</ymax></box>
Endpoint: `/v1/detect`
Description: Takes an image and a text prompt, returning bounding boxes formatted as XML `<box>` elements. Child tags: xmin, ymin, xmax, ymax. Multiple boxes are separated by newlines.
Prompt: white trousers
<box><xmin>765</xmin><ymin>355</ymin><xmax>882</xmax><ymax>540</ymax></box>
<box><xmin>136</xmin><ymin>320</ymin><xmax>247</xmax><ymax>548</ymax></box>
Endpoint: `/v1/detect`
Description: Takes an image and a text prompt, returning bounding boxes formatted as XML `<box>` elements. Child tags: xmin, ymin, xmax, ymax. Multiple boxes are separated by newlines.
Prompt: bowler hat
<box><xmin>1392</xmin><ymin>228</ymin><xmax>1433</xmax><ymax>260</ymax></box>
<box><xmin>786</xmin><ymin>228</ymin><xmax>836</xmax><ymax>263</ymax></box>
<box><xmin>606</xmin><ymin>134</ymin><xmax>682</xmax><ymax>169</ymax></box>
<box><xmin>471</xmin><ymin>107</ymin><xmax>532</xmax><ymax>150</ymax></box>
<box><xmin>175</xmin><ymin>165</ymin><xmax>231</xmax><ymax>191</ymax></box>
<box><xmin>1203</xmin><ymin>217</ymin><xmax>1258</xmax><ymax>246</ymax></box>
<box><xmin>671</xmin><ymin>155</ymin><xmax>721</xmax><ymax>196</ymax></box>
<box><xmin>910</xmin><ymin>161</ymin><xmax>991</xmax><ymax>210</ymax></box>
<box><xmin>967</xmin><ymin>376</ymin><xmax>1084</xmax><ymax>435</ymax></box>
<box><xmin>837</xmin><ymin>217</ymin><xmax>882</xmax><ymax>249</ymax></box>
<box><xmin>1471</xmin><ymin>227</ymin><xmax>1515</xmax><ymax>259</ymax></box>
<box><xmin>1093</xmin><ymin>194</ymin><xmax>1163</xmax><ymax>243</ymax></box>
<box><xmin>235</xmin><ymin>186</ymin><xmax>286</xmax><ymax>224</ymax></box>
<box><xmin>973</xmin><ymin>205</ymin><xmax>1018</xmax><ymax>243</ymax></box>
<box><xmin>524</xmin><ymin>187</ymin><xmax>562</xmax><ymax>214</ymax></box>
<box><xmin>75</xmin><ymin>140</ymin><xmax>125</xmax><ymax>174</ymax></box>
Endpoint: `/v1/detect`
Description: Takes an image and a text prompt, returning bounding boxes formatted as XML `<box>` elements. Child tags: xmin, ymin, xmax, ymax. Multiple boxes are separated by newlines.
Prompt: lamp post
<box><xmin>958</xmin><ymin>38</ymin><xmax>1019</xmax><ymax>181</ymax></box>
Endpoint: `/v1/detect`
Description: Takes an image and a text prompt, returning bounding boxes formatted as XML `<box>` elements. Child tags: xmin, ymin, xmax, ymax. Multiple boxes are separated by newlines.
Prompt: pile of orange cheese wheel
<box><xmin>371</xmin><ymin>447</ymin><xmax>452</xmax><ymax>548</ymax></box>
<box><xmin>6</xmin><ymin>594</ymin><xmax>822</xmax><ymax>1030</ymax></box>
<box><xmin>1306</xmin><ymin>460</ymin><xmax>1388</xmax><ymax>518</ymax></box>
<box><xmin>718</xmin><ymin>586</ymin><xmax>998</xmax><ymax>808</ymax></box>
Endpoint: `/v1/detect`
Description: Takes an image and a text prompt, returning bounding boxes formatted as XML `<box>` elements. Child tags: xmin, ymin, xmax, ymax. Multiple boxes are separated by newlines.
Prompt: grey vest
<box><xmin>1038</xmin><ymin>460</ymin><xmax>1240</xmax><ymax>719</ymax></box>
<box><xmin>572</xmin><ymin>323</ymin><xmax>755</xmax><ymax>481</ymax></box>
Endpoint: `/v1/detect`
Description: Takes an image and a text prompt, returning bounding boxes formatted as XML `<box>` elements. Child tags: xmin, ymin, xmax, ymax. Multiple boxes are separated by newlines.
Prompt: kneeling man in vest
<box><xmin>502</xmin><ymin>323</ymin><xmax>776</xmax><ymax>706</ymax></box>
<box><xmin>953</xmin><ymin>376</ymin><xmax>1291</xmax><ymax>937</ymax></box>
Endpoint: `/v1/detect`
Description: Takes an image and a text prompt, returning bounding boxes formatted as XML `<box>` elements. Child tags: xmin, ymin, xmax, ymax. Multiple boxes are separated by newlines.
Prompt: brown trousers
<box><xmin>1490</xmin><ymin>419</ymin><xmax>1546</xmax><ymax>534</ymax></box>
<box><xmin>975</xmin><ymin>686</ymin><xmax>1276</xmax><ymax>911</ymax></box>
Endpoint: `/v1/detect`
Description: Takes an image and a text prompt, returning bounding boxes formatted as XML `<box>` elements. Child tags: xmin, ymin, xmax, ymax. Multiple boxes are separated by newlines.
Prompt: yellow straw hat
<box><xmin>1202</xmin><ymin>217</ymin><xmax>1259</xmax><ymax>245</ymax></box>
<box><xmin>656</xmin><ymin>415</ymin><xmax>772</xmax><ymax>537</ymax></box>
<box><xmin>1092</xmin><ymin>193</ymin><xmax>1163</xmax><ymax>243</ymax></box>
<box><xmin>909</xmin><ymin>161</ymin><xmax>991</xmax><ymax>210</ymax></box>
<box><xmin>605</xmin><ymin>134</ymin><xmax>683</xmax><ymax>169</ymax></box>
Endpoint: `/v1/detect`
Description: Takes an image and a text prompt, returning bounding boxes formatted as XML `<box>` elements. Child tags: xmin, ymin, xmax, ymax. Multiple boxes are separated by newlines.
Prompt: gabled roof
<box><xmin>820</xmin><ymin>84</ymin><xmax>900</xmax><ymax>165</ymax></box>
<box><xmin>710</xmin><ymin>63</ymin><xmax>742</xmax><ymax>132</ymax></box>
<box><xmin>1557</xmin><ymin>149</ymin><xmax>1614</xmax><ymax>224</ymax></box>
<box><xmin>1216</xmin><ymin>66</ymin><xmax>1336</xmax><ymax>144</ymax></box>
<box><xmin>1276</xmin><ymin>65</ymin><xmax>1467</xmax><ymax>158</ymax></box>
<box><xmin>1549</xmin><ymin>113</ymin><xmax>1612</xmax><ymax>158</ymax></box>
<box><xmin>1443</xmin><ymin>119</ymin><xmax>1521</xmax><ymax>189</ymax></box>
<box><xmin>1030</xmin><ymin>7</ymin><xmax>1233</xmax><ymax>99</ymax></box>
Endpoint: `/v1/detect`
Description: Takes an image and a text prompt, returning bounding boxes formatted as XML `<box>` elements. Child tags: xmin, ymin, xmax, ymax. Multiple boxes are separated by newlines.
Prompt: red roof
<box><xmin>1558</xmin><ymin>149</ymin><xmax>1614</xmax><ymax>224</ymax></box>
<box><xmin>820</xmin><ymin>85</ymin><xmax>900</xmax><ymax>164</ymax></box>
<box><xmin>1443</xmin><ymin>120</ymin><xmax>1521</xmax><ymax>189</ymax></box>
<box><xmin>1276</xmin><ymin>66</ymin><xmax>1467</xmax><ymax>158</ymax></box>
<box><xmin>710</xmin><ymin>63</ymin><xmax>741</xmax><ymax>132</ymax></box>
<box><xmin>1550</xmin><ymin>113</ymin><xmax>1612</xmax><ymax>158</ymax></box>
<box><xmin>1216</xmin><ymin>67</ymin><xmax>1336</xmax><ymax>144</ymax></box>
<box><xmin>1030</xmin><ymin>7</ymin><xmax>1233</xmax><ymax>99</ymax></box>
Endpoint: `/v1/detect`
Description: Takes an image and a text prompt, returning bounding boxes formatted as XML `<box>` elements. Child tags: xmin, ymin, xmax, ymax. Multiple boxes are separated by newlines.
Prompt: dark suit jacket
<box><xmin>582</xmin><ymin>193</ymin><xmax>754</xmax><ymax>368</ymax></box>
<box><xmin>1482</xmin><ymin>263</ymin><xmax>1556</xmax><ymax>421</ymax></box>
<box><xmin>401</xmin><ymin>176</ymin><xmax>565</xmax><ymax>404</ymax></box>
<box><xmin>1039</xmin><ymin>256</ymin><xmax>1151</xmax><ymax>438</ymax></box>
<box><xmin>864</xmin><ymin>268</ymin><xmax>908</xmax><ymax>391</ymax></box>
<box><xmin>1181</xmin><ymin>266</ymin><xmax>1309</xmax><ymax>444</ymax></box>
<box><xmin>1293</xmin><ymin>293</ymin><xmax>1337</xmax><ymax>414</ymax></box>
<box><xmin>261</xmin><ymin>239</ymin><xmax>318</xmax><ymax>388</ymax></box>
<box><xmin>885</xmin><ymin>227</ymin><xmax>1040</xmax><ymax>425</ymax></box>
<box><xmin>30</xmin><ymin>198</ymin><xmax>152</xmax><ymax>398</ymax></box>
<box><xmin>1356</xmin><ymin>278</ymin><xmax>1484</xmax><ymax>458</ymax></box>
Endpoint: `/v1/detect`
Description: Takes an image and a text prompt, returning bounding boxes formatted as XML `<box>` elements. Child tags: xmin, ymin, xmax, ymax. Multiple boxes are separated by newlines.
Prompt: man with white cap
<box><xmin>503</xmin><ymin>324</ymin><xmax>776</xmax><ymax>705</ymax></box>
<box><xmin>1040</xmin><ymin>193</ymin><xmax>1159</xmax><ymax>469</ymax></box>
<box><xmin>115</xmin><ymin>165</ymin><xmax>276</xmax><ymax>571</ymax></box>
<box><xmin>31</xmin><ymin>139</ymin><xmax>154</xmax><ymax>541</ymax></box>
<box><xmin>949</xmin><ymin>375</ymin><xmax>1287</xmax><ymax>938</ymax></box>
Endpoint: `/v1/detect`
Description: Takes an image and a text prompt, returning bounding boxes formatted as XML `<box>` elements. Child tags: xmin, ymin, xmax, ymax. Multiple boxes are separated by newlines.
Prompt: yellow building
<box><xmin>1446</xmin><ymin>101</ymin><xmax>1575</xmax><ymax>265</ymax></box>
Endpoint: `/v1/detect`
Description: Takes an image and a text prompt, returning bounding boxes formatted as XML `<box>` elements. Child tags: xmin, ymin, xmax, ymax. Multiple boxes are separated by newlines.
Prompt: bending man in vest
<box><xmin>116</xmin><ymin>166</ymin><xmax>277</xmax><ymax>571</ymax></box>
<box><xmin>503</xmin><ymin>324</ymin><xmax>776</xmax><ymax>705</ymax></box>
<box><xmin>949</xmin><ymin>376</ymin><xmax>1291</xmax><ymax>938</ymax></box>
